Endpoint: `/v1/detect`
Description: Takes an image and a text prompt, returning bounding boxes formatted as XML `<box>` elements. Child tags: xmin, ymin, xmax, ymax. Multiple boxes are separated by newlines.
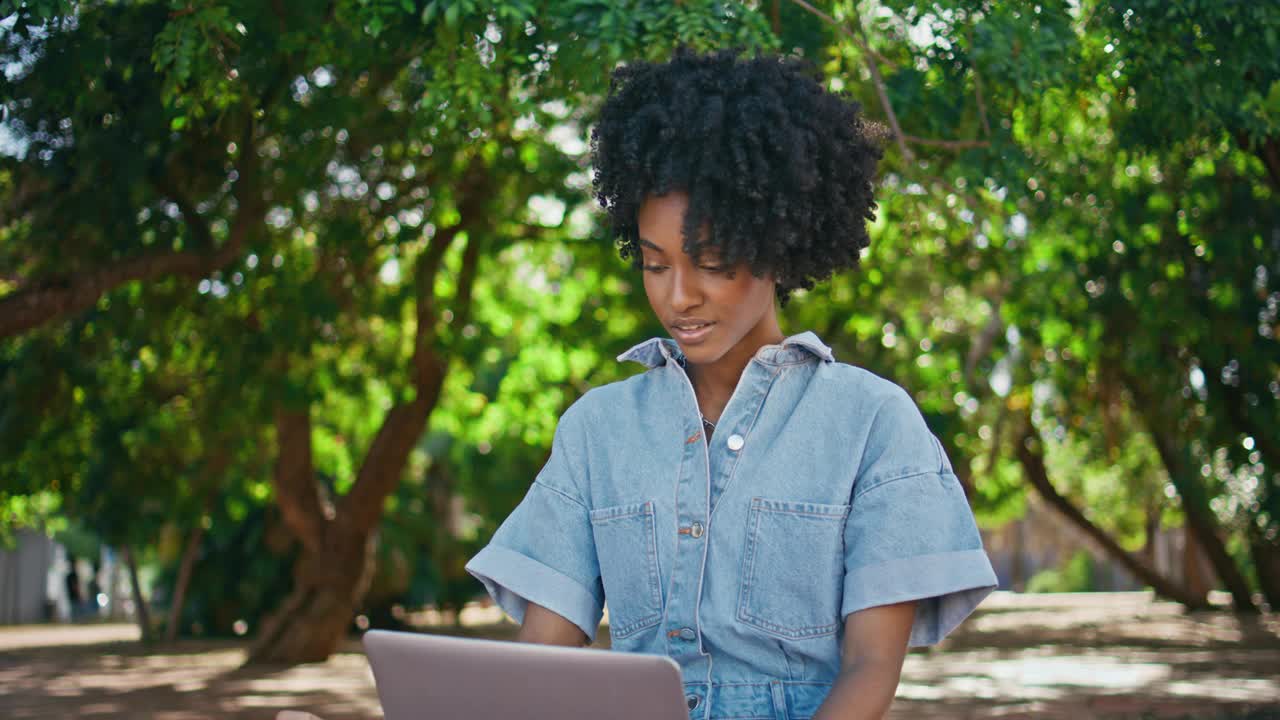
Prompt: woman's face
<box><xmin>636</xmin><ymin>191</ymin><xmax>779</xmax><ymax>367</ymax></box>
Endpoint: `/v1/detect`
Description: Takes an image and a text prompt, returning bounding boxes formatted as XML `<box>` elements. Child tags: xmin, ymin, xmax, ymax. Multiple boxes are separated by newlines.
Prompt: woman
<box><xmin>465</xmin><ymin>48</ymin><xmax>997</xmax><ymax>719</ymax></box>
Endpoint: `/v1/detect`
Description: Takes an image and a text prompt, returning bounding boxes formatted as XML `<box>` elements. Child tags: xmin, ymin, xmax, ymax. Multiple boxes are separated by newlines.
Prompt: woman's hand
<box><xmin>517</xmin><ymin>602</ymin><xmax>590</xmax><ymax>647</ymax></box>
<box><xmin>811</xmin><ymin>600</ymin><xmax>917</xmax><ymax>720</ymax></box>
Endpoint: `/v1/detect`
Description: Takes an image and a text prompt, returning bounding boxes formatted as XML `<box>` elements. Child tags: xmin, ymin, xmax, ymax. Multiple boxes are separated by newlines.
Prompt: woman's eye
<box><xmin>642</xmin><ymin>265</ymin><xmax>667</xmax><ymax>273</ymax></box>
<box><xmin>700</xmin><ymin>265</ymin><xmax>728</xmax><ymax>273</ymax></box>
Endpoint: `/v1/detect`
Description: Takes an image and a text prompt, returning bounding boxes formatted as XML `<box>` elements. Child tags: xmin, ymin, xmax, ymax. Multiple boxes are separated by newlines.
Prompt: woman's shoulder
<box><xmin>818</xmin><ymin>362</ymin><xmax>946</xmax><ymax>479</ymax></box>
<box><xmin>809</xmin><ymin>361</ymin><xmax>938</xmax><ymax>457</ymax></box>
<box><xmin>821</xmin><ymin>359</ymin><xmax>919</xmax><ymax>409</ymax></box>
<box><xmin>556</xmin><ymin>371</ymin><xmax>660</xmax><ymax>427</ymax></box>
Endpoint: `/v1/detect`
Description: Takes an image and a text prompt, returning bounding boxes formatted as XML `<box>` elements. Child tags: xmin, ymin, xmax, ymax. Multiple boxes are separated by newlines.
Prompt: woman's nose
<box><xmin>669</xmin><ymin>266</ymin><xmax>703</xmax><ymax>312</ymax></box>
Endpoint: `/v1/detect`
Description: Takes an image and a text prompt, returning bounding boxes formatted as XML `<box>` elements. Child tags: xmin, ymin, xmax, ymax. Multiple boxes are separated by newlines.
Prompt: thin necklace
<box><xmin>701</xmin><ymin>415</ymin><xmax>716</xmax><ymax>429</ymax></box>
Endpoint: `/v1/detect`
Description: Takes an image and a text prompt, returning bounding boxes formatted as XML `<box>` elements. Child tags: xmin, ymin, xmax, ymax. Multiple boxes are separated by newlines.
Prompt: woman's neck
<box><xmin>686</xmin><ymin>323</ymin><xmax>785</xmax><ymax>423</ymax></box>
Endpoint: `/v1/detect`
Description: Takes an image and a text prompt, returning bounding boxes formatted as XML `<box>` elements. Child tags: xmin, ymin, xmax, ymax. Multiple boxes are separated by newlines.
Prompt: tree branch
<box><xmin>1013</xmin><ymin>414</ymin><xmax>1210</xmax><ymax>609</ymax></box>
<box><xmin>973</xmin><ymin>66</ymin><xmax>992</xmax><ymax>138</ymax></box>
<box><xmin>902</xmin><ymin>134</ymin><xmax>991</xmax><ymax>151</ymax></box>
<box><xmin>788</xmin><ymin>0</ymin><xmax>890</xmax><ymax>65</ymax></box>
<box><xmin>964</xmin><ymin>293</ymin><xmax>1004</xmax><ymax>390</ymax></box>
<box><xmin>1</xmin><ymin>170</ymin><xmax>51</xmax><ymax>221</ymax></box>
<box><xmin>154</xmin><ymin>178</ymin><xmax>215</xmax><ymax>251</ymax></box>
<box><xmin>448</xmin><ymin>220</ymin><xmax>485</xmax><ymax>333</ymax></box>
<box><xmin>789</xmin><ymin>0</ymin><xmax>997</xmax><ymax>160</ymax></box>
<box><xmin>272</xmin><ymin>404</ymin><xmax>326</xmax><ymax>553</ymax></box>
<box><xmin>0</xmin><ymin>247</ymin><xmax>229</xmax><ymax>340</ymax></box>
<box><xmin>788</xmin><ymin>0</ymin><xmax>912</xmax><ymax>161</ymax></box>
<box><xmin>0</xmin><ymin>117</ymin><xmax>263</xmax><ymax>341</ymax></box>
<box><xmin>1118</xmin><ymin>364</ymin><xmax>1260</xmax><ymax>612</ymax></box>
<box><xmin>339</xmin><ymin>158</ymin><xmax>490</xmax><ymax>533</ymax></box>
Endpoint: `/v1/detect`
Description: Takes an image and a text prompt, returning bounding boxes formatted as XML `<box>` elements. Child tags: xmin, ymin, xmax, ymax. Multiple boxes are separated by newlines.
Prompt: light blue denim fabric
<box><xmin>465</xmin><ymin>330</ymin><xmax>998</xmax><ymax>719</ymax></box>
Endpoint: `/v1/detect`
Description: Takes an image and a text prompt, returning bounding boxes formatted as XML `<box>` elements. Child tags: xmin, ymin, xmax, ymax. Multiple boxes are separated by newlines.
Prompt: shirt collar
<box><xmin>616</xmin><ymin>330</ymin><xmax>835</xmax><ymax>369</ymax></box>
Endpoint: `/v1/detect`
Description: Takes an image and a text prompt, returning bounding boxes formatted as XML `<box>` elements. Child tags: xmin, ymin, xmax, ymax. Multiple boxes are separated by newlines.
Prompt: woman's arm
<box><xmin>811</xmin><ymin>600</ymin><xmax>917</xmax><ymax>720</ymax></box>
<box><xmin>516</xmin><ymin>601</ymin><xmax>590</xmax><ymax>647</ymax></box>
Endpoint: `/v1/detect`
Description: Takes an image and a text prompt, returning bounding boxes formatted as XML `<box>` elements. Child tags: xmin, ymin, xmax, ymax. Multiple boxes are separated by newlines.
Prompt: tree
<box><xmin>782</xmin><ymin>0</ymin><xmax>1278</xmax><ymax>609</ymax></box>
<box><xmin>5</xmin><ymin>0</ymin><xmax>1277</xmax><ymax>673</ymax></box>
<box><xmin>1</xmin><ymin>0</ymin><xmax>776</xmax><ymax>662</ymax></box>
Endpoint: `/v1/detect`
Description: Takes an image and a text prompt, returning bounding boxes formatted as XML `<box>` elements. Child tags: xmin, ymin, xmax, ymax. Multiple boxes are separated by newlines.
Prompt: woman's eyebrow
<box><xmin>638</xmin><ymin>237</ymin><xmax>665</xmax><ymax>253</ymax></box>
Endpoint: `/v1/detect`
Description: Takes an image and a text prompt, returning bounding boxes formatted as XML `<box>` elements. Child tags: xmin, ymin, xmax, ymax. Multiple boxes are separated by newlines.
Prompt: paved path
<box><xmin>891</xmin><ymin>593</ymin><xmax>1280</xmax><ymax>718</ymax></box>
<box><xmin>0</xmin><ymin>622</ymin><xmax>141</xmax><ymax>651</ymax></box>
<box><xmin>1</xmin><ymin>592</ymin><xmax>1278</xmax><ymax>719</ymax></box>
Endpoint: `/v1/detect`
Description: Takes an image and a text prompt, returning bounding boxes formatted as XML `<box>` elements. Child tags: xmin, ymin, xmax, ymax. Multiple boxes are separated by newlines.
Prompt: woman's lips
<box><xmin>672</xmin><ymin>322</ymin><xmax>715</xmax><ymax>344</ymax></box>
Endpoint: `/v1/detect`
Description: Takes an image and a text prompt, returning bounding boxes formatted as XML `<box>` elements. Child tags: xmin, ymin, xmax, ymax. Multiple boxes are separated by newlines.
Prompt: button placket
<box><xmin>707</xmin><ymin>364</ymin><xmax>782</xmax><ymax>513</ymax></box>
<box><xmin>662</xmin><ymin>363</ymin><xmax>713</xmax><ymax>670</ymax></box>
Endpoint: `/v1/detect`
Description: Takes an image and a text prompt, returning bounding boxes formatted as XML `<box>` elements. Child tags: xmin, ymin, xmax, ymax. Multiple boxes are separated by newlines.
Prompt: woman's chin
<box><xmin>678</xmin><ymin>343</ymin><xmax>727</xmax><ymax>367</ymax></box>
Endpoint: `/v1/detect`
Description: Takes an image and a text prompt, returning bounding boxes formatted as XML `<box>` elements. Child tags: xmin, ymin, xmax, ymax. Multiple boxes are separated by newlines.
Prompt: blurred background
<box><xmin>1</xmin><ymin>1</ymin><xmax>1278</xmax><ymax>718</ymax></box>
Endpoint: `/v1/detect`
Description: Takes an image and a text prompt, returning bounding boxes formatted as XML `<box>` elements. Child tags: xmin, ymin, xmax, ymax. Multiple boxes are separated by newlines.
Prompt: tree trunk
<box><xmin>248</xmin><ymin>525</ymin><xmax>378</xmax><ymax>663</ymax></box>
<box><xmin>1202</xmin><ymin>360</ymin><xmax>1280</xmax><ymax>609</ymax></box>
<box><xmin>1249</xmin><ymin>533</ymin><xmax>1280</xmax><ymax>611</ymax></box>
<box><xmin>247</xmin><ymin>396</ymin><xmax>440</xmax><ymax>664</ymax></box>
<box><xmin>1014</xmin><ymin>418</ymin><xmax>1210</xmax><ymax>609</ymax></box>
<box><xmin>1155</xmin><ymin>435</ymin><xmax>1257</xmax><ymax>612</ymax></box>
<box><xmin>164</xmin><ymin>522</ymin><xmax>205</xmax><ymax>643</ymax></box>
<box><xmin>165</xmin><ymin>465</ymin><xmax>225</xmax><ymax>644</ymax></box>
<box><xmin>1010</xmin><ymin>519</ymin><xmax>1026</xmax><ymax>592</ymax></box>
<box><xmin>1141</xmin><ymin>505</ymin><xmax>1160</xmax><ymax>566</ymax></box>
<box><xmin>246</xmin><ymin>160</ymin><xmax>490</xmax><ymax>664</ymax></box>
<box><xmin>123</xmin><ymin>545</ymin><xmax>152</xmax><ymax>643</ymax></box>
<box><xmin>1122</xmin><ymin>373</ymin><xmax>1260</xmax><ymax>612</ymax></box>
<box><xmin>1183</xmin><ymin>530</ymin><xmax>1216</xmax><ymax>601</ymax></box>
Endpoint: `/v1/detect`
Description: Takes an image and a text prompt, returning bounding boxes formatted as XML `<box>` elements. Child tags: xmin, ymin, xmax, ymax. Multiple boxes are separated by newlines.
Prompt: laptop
<box><xmin>362</xmin><ymin>629</ymin><xmax>689</xmax><ymax>719</ymax></box>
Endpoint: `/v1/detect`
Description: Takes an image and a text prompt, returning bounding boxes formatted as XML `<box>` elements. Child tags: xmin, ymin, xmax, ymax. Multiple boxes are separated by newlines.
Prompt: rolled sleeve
<box><xmin>842</xmin><ymin>388</ymin><xmax>997</xmax><ymax>646</ymax></box>
<box><xmin>465</xmin><ymin>402</ymin><xmax>605</xmax><ymax>641</ymax></box>
<box><xmin>465</xmin><ymin>488</ymin><xmax>604</xmax><ymax>640</ymax></box>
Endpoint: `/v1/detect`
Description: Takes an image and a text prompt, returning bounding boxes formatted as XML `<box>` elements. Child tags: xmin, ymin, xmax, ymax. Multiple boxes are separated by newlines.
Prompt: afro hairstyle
<box><xmin>590</xmin><ymin>46</ymin><xmax>886</xmax><ymax>306</ymax></box>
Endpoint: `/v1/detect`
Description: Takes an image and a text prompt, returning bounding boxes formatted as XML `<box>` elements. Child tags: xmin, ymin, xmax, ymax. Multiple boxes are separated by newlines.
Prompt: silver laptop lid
<box><xmin>362</xmin><ymin>629</ymin><xmax>688</xmax><ymax>720</ymax></box>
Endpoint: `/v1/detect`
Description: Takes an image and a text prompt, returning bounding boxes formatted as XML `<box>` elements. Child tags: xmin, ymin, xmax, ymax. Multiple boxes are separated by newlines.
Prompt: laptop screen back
<box><xmin>362</xmin><ymin>629</ymin><xmax>689</xmax><ymax>720</ymax></box>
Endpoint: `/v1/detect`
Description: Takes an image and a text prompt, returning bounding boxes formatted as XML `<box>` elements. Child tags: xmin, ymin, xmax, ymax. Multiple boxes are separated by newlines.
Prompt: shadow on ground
<box><xmin>889</xmin><ymin>593</ymin><xmax>1280</xmax><ymax>719</ymax></box>
<box><xmin>1</xmin><ymin>593</ymin><xmax>1278</xmax><ymax>719</ymax></box>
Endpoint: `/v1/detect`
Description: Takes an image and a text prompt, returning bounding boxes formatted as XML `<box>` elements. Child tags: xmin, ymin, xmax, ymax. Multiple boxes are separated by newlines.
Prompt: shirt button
<box><xmin>687</xmin><ymin>695</ymin><xmax>700</xmax><ymax>710</ymax></box>
<box><xmin>679</xmin><ymin>627</ymin><xmax>696</xmax><ymax>640</ymax></box>
<box><xmin>726</xmin><ymin>433</ymin><xmax>744</xmax><ymax>451</ymax></box>
<box><xmin>690</xmin><ymin>522</ymin><xmax>704</xmax><ymax>538</ymax></box>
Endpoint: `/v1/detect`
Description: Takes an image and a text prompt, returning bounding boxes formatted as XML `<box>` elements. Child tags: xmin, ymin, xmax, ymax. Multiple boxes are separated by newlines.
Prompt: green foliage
<box><xmin>0</xmin><ymin>490</ymin><xmax>64</xmax><ymax>547</ymax></box>
<box><xmin>787</xmin><ymin>0</ymin><xmax>1278</xmax><ymax>600</ymax></box>
<box><xmin>154</xmin><ymin>504</ymin><xmax>297</xmax><ymax>638</ymax></box>
<box><xmin>0</xmin><ymin>0</ymin><xmax>776</xmax><ymax>635</ymax></box>
<box><xmin>1026</xmin><ymin>550</ymin><xmax>1096</xmax><ymax>594</ymax></box>
<box><xmin>2</xmin><ymin>0</ymin><xmax>1277</xmax><ymax>628</ymax></box>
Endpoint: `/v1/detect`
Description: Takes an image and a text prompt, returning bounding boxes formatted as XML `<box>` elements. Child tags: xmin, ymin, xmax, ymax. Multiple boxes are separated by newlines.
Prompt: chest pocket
<box><xmin>737</xmin><ymin>497</ymin><xmax>851</xmax><ymax>640</ymax></box>
<box><xmin>590</xmin><ymin>500</ymin><xmax>663</xmax><ymax>639</ymax></box>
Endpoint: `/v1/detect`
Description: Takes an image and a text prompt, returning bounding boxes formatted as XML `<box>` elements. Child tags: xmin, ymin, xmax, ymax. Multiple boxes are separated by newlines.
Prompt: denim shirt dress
<box><xmin>465</xmin><ymin>330</ymin><xmax>998</xmax><ymax>719</ymax></box>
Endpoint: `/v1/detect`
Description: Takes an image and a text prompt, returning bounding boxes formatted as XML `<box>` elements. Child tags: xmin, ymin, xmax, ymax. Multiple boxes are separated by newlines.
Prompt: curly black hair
<box><xmin>590</xmin><ymin>47</ymin><xmax>886</xmax><ymax>306</ymax></box>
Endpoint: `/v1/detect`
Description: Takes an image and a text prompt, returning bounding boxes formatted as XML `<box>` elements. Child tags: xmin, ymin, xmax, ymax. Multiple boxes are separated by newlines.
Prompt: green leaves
<box><xmin>0</xmin><ymin>0</ymin><xmax>784</xmax><ymax>638</ymax></box>
<box><xmin>5</xmin><ymin>0</ymin><xmax>1276</xmax><ymax>621</ymax></box>
<box><xmin>150</xmin><ymin>3</ymin><xmax>242</xmax><ymax>121</ymax></box>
